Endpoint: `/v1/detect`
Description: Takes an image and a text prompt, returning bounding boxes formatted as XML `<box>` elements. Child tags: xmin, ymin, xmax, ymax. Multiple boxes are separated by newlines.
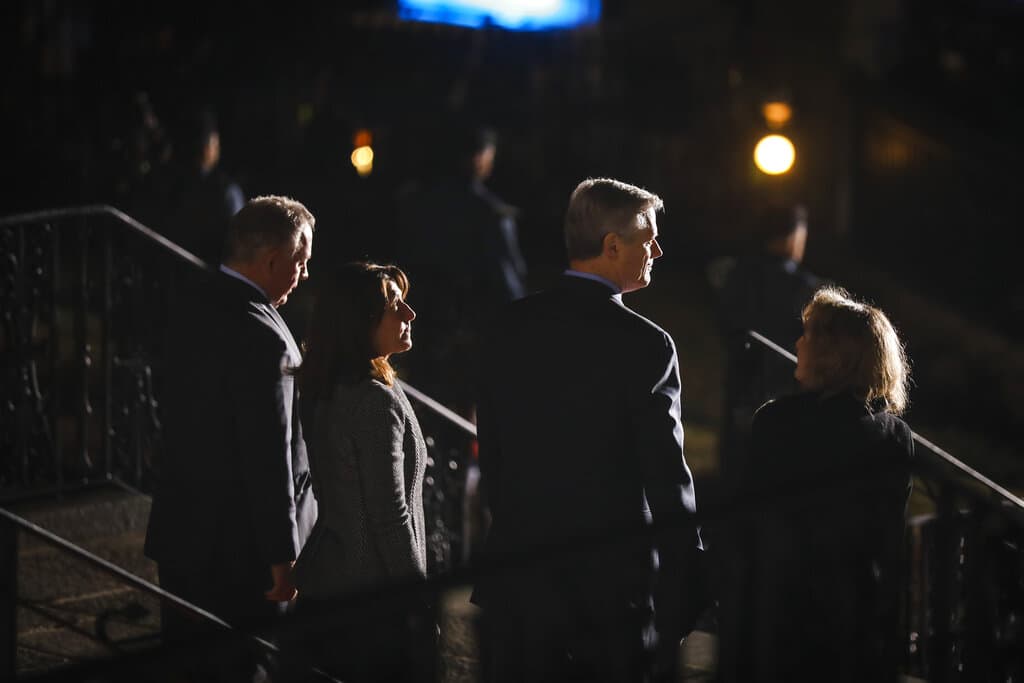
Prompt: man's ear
<box><xmin>602</xmin><ymin>232</ymin><xmax>620</xmax><ymax>259</ymax></box>
<box><xmin>260</xmin><ymin>244</ymin><xmax>283</xmax><ymax>275</ymax></box>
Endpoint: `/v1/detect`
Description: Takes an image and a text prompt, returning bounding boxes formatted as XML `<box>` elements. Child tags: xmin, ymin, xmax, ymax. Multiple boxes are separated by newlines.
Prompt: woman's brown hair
<box><xmin>801</xmin><ymin>286</ymin><xmax>911</xmax><ymax>414</ymax></box>
<box><xmin>298</xmin><ymin>262</ymin><xmax>410</xmax><ymax>405</ymax></box>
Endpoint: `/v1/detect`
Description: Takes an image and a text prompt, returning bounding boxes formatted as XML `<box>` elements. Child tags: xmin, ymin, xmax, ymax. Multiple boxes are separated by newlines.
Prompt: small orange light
<box><xmin>762</xmin><ymin>101</ymin><xmax>792</xmax><ymax>129</ymax></box>
<box><xmin>353</xmin><ymin>129</ymin><xmax>373</xmax><ymax>148</ymax></box>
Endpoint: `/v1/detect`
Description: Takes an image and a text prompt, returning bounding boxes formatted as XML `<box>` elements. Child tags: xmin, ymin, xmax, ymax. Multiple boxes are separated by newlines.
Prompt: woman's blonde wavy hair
<box><xmin>800</xmin><ymin>286</ymin><xmax>911</xmax><ymax>415</ymax></box>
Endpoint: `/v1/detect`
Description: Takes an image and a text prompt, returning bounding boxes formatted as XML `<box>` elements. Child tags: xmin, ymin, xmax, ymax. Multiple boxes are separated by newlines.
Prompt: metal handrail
<box><xmin>399</xmin><ymin>380</ymin><xmax>477</xmax><ymax>438</ymax></box>
<box><xmin>746</xmin><ymin>329</ymin><xmax>1024</xmax><ymax>517</ymax></box>
<box><xmin>0</xmin><ymin>504</ymin><xmax>341</xmax><ymax>681</ymax></box>
<box><xmin>0</xmin><ymin>204</ymin><xmax>210</xmax><ymax>271</ymax></box>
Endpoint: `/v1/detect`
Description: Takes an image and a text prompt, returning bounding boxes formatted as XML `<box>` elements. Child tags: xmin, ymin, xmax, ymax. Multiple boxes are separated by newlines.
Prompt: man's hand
<box><xmin>265</xmin><ymin>561</ymin><xmax>297</xmax><ymax>602</ymax></box>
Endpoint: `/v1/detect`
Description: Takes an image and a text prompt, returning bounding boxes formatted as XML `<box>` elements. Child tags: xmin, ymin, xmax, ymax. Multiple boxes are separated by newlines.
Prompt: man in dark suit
<box><xmin>144</xmin><ymin>195</ymin><xmax>318</xmax><ymax>681</ymax></box>
<box><xmin>473</xmin><ymin>178</ymin><xmax>703</xmax><ymax>682</ymax></box>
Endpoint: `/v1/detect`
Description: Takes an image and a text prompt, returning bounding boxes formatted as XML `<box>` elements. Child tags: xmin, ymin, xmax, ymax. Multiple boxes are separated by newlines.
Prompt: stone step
<box><xmin>8</xmin><ymin>487</ymin><xmax>152</xmax><ymax>551</ymax></box>
<box><xmin>17</xmin><ymin>586</ymin><xmax>161</xmax><ymax>677</ymax></box>
<box><xmin>17</xmin><ymin>531</ymin><xmax>157</xmax><ymax>606</ymax></box>
<box><xmin>4</xmin><ymin>487</ymin><xmax>161</xmax><ymax>677</ymax></box>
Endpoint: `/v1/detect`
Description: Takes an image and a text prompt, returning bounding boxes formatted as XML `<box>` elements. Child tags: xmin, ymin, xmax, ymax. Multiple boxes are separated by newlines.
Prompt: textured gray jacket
<box><xmin>294</xmin><ymin>378</ymin><xmax>427</xmax><ymax>599</ymax></box>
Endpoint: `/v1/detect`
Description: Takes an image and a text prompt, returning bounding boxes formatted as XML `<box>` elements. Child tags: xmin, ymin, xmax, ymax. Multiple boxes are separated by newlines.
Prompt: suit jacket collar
<box><xmin>263</xmin><ymin>303</ymin><xmax>302</xmax><ymax>360</ymax></box>
<box><xmin>558</xmin><ymin>273</ymin><xmax>625</xmax><ymax>305</ymax></box>
<box><xmin>215</xmin><ymin>271</ymin><xmax>302</xmax><ymax>358</ymax></box>
<box><xmin>216</xmin><ymin>269</ymin><xmax>271</xmax><ymax>305</ymax></box>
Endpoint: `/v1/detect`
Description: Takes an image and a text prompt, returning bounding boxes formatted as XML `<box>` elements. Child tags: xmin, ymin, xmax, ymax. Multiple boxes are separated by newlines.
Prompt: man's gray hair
<box><xmin>564</xmin><ymin>178</ymin><xmax>664</xmax><ymax>261</ymax></box>
<box><xmin>224</xmin><ymin>195</ymin><xmax>315</xmax><ymax>264</ymax></box>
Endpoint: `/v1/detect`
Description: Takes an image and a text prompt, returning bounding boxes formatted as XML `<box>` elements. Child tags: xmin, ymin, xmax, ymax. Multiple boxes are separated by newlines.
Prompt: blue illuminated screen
<box><xmin>398</xmin><ymin>0</ymin><xmax>601</xmax><ymax>31</ymax></box>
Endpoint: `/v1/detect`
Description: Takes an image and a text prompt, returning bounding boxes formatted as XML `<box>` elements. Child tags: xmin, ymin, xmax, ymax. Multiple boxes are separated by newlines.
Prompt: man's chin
<box><xmin>624</xmin><ymin>276</ymin><xmax>652</xmax><ymax>293</ymax></box>
<box><xmin>274</xmin><ymin>295</ymin><xmax>289</xmax><ymax>307</ymax></box>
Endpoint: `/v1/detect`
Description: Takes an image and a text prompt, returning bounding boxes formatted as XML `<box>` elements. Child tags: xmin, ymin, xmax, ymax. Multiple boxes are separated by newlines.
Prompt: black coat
<box><xmin>473</xmin><ymin>275</ymin><xmax>702</xmax><ymax>680</ymax></box>
<box><xmin>718</xmin><ymin>391</ymin><xmax>913</xmax><ymax>683</ymax></box>
<box><xmin>144</xmin><ymin>271</ymin><xmax>317</xmax><ymax>612</ymax></box>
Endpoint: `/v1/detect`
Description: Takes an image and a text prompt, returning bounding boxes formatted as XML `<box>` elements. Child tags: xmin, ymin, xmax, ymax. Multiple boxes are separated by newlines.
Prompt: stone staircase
<box><xmin>8</xmin><ymin>487</ymin><xmax>161</xmax><ymax>677</ymax></box>
<box><xmin>5</xmin><ymin>485</ymin><xmax>721</xmax><ymax>682</ymax></box>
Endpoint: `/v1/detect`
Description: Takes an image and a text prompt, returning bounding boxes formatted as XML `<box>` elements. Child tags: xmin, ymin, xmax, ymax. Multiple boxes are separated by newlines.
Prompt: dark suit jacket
<box><xmin>719</xmin><ymin>391</ymin><xmax>913</xmax><ymax>683</ymax></box>
<box><xmin>144</xmin><ymin>270</ymin><xmax>317</xmax><ymax>612</ymax></box>
<box><xmin>473</xmin><ymin>275</ymin><xmax>702</xmax><ymax>661</ymax></box>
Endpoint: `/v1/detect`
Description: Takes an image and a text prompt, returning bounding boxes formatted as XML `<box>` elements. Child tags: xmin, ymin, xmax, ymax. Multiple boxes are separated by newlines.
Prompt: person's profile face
<box><xmin>617</xmin><ymin>210</ymin><xmax>663</xmax><ymax>294</ymax></box>
<box><xmin>473</xmin><ymin>144</ymin><xmax>496</xmax><ymax>181</ymax></box>
<box><xmin>266</xmin><ymin>223</ymin><xmax>312</xmax><ymax>307</ymax></box>
<box><xmin>372</xmin><ymin>279</ymin><xmax>416</xmax><ymax>359</ymax></box>
<box><xmin>794</xmin><ymin>323</ymin><xmax>817</xmax><ymax>389</ymax></box>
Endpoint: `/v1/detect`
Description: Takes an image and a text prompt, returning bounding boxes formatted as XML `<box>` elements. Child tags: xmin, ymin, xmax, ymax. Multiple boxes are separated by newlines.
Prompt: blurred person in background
<box><xmin>158</xmin><ymin>106</ymin><xmax>245</xmax><ymax>264</ymax></box>
<box><xmin>709</xmin><ymin>203</ymin><xmax>822</xmax><ymax>485</ymax></box>
<box><xmin>395</xmin><ymin>121</ymin><xmax>528</xmax><ymax>418</ymax></box>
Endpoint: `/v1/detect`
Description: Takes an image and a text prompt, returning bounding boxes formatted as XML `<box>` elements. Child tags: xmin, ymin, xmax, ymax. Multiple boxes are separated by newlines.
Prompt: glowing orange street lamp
<box><xmin>753</xmin><ymin>134</ymin><xmax>795</xmax><ymax>175</ymax></box>
<box><xmin>351</xmin><ymin>128</ymin><xmax>374</xmax><ymax>177</ymax></box>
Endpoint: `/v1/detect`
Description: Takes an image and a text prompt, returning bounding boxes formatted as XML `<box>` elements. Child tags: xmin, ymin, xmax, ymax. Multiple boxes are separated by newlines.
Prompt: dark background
<box><xmin>3</xmin><ymin>0</ymin><xmax>1023</xmax><ymax>481</ymax></box>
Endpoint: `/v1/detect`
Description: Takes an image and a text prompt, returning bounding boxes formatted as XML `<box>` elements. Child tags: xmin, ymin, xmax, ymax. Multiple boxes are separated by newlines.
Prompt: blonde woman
<box><xmin>724</xmin><ymin>286</ymin><xmax>914</xmax><ymax>683</ymax></box>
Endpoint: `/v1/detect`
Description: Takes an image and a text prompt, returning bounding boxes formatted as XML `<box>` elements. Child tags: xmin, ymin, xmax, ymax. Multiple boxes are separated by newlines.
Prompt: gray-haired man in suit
<box><xmin>473</xmin><ymin>178</ymin><xmax>703</xmax><ymax>682</ymax></box>
<box><xmin>145</xmin><ymin>195</ymin><xmax>318</xmax><ymax>681</ymax></box>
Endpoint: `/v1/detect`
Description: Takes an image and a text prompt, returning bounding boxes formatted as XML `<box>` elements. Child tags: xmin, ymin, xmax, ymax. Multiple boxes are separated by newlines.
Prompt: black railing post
<box><xmin>13</xmin><ymin>224</ymin><xmax>30</xmax><ymax>487</ymax></box>
<box><xmin>103</xmin><ymin>226</ymin><xmax>113</xmax><ymax>481</ymax></box>
<box><xmin>75</xmin><ymin>221</ymin><xmax>91</xmax><ymax>488</ymax></box>
<box><xmin>50</xmin><ymin>224</ymin><xmax>61</xmax><ymax>487</ymax></box>
<box><xmin>0</xmin><ymin>515</ymin><xmax>17</xmax><ymax>679</ymax></box>
<box><xmin>961</xmin><ymin>507</ymin><xmax>997</xmax><ymax>681</ymax></box>
<box><xmin>929</xmin><ymin>483</ymin><xmax>957</xmax><ymax>683</ymax></box>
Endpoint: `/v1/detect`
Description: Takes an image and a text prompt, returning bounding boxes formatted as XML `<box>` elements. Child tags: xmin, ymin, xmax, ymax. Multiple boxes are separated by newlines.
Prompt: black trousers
<box><xmin>478</xmin><ymin>579</ymin><xmax>661</xmax><ymax>683</ymax></box>
<box><xmin>282</xmin><ymin>594</ymin><xmax>438</xmax><ymax>683</ymax></box>
<box><xmin>157</xmin><ymin>565</ymin><xmax>287</xmax><ymax>683</ymax></box>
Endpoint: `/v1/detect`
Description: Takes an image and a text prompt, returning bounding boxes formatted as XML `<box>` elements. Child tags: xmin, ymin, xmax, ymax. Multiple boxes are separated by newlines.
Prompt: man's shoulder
<box><xmin>490</xmin><ymin>285</ymin><xmax>675</xmax><ymax>357</ymax></box>
<box><xmin>187</xmin><ymin>282</ymin><xmax>287</xmax><ymax>352</ymax></box>
<box><xmin>619</xmin><ymin>302</ymin><xmax>673</xmax><ymax>340</ymax></box>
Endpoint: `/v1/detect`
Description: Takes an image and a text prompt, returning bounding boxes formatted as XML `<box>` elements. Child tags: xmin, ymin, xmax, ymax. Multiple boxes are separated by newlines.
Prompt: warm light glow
<box><xmin>351</xmin><ymin>145</ymin><xmax>374</xmax><ymax>177</ymax></box>
<box><xmin>353</xmin><ymin>129</ymin><xmax>373</xmax><ymax>147</ymax></box>
<box><xmin>753</xmin><ymin>135</ymin><xmax>795</xmax><ymax>175</ymax></box>
<box><xmin>762</xmin><ymin>101</ymin><xmax>792</xmax><ymax>129</ymax></box>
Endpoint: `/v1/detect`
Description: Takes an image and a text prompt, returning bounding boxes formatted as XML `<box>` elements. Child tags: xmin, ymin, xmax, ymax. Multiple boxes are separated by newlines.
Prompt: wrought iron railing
<box><xmin>0</xmin><ymin>206</ymin><xmax>207</xmax><ymax>502</ymax></box>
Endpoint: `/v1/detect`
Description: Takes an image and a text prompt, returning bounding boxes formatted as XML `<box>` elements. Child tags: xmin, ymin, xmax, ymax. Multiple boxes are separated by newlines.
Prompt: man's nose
<box><xmin>402</xmin><ymin>303</ymin><xmax>416</xmax><ymax>321</ymax></box>
<box><xmin>652</xmin><ymin>239</ymin><xmax>664</xmax><ymax>259</ymax></box>
<box><xmin>301</xmin><ymin>264</ymin><xmax>310</xmax><ymax>280</ymax></box>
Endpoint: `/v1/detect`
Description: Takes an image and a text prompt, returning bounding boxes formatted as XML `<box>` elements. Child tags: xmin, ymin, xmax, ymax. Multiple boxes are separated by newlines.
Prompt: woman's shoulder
<box><xmin>322</xmin><ymin>378</ymin><xmax>398</xmax><ymax>411</ymax></box>
<box><xmin>869</xmin><ymin>409</ymin><xmax>915</xmax><ymax>453</ymax></box>
<box><xmin>752</xmin><ymin>392</ymin><xmax>817</xmax><ymax>424</ymax></box>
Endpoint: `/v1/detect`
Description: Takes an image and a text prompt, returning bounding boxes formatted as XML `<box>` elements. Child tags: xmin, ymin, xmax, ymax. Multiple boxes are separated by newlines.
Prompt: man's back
<box><xmin>475</xmin><ymin>275</ymin><xmax>701</xmax><ymax>682</ymax></box>
<box><xmin>145</xmin><ymin>272</ymin><xmax>314</xmax><ymax>589</ymax></box>
<box><xmin>479</xmin><ymin>276</ymin><xmax>693</xmax><ymax>557</ymax></box>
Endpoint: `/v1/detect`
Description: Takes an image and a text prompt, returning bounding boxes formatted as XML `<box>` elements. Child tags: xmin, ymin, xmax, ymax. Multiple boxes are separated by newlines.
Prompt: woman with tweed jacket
<box><xmin>292</xmin><ymin>261</ymin><xmax>433</xmax><ymax>682</ymax></box>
